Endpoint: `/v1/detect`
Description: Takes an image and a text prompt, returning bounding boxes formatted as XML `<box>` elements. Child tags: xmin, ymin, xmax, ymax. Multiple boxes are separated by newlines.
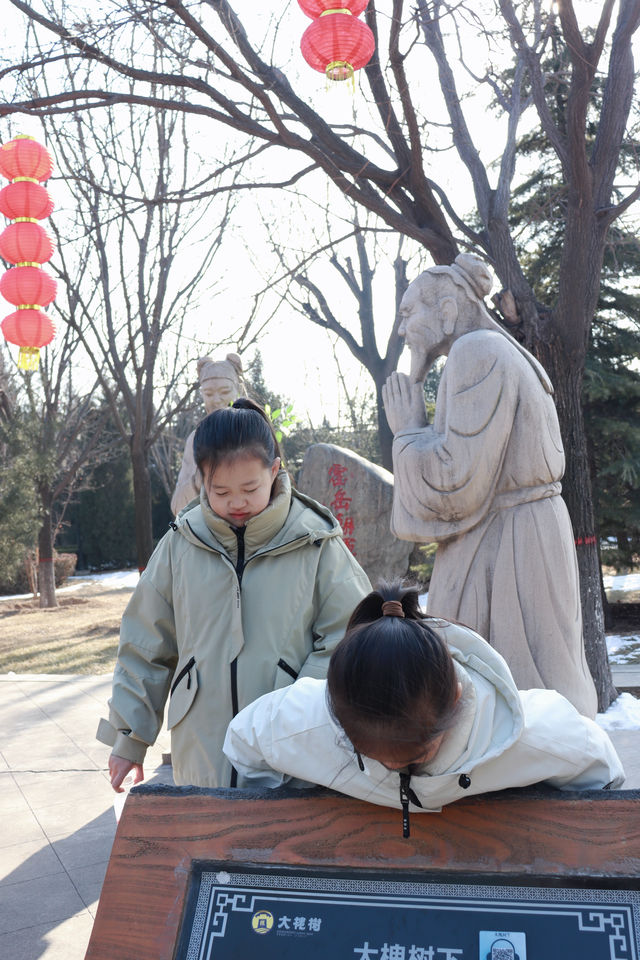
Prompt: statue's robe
<box><xmin>391</xmin><ymin>329</ymin><xmax>597</xmax><ymax>718</ymax></box>
<box><xmin>171</xmin><ymin>430</ymin><xmax>200</xmax><ymax>516</ymax></box>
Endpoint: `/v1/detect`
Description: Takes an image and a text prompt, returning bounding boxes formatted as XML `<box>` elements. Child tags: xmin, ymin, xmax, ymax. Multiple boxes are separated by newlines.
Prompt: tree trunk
<box><xmin>375</xmin><ymin>380</ymin><xmax>394</xmax><ymax>472</ymax></box>
<box><xmin>37</xmin><ymin>503</ymin><xmax>58</xmax><ymax>609</ymax></box>
<box><xmin>131</xmin><ymin>438</ymin><xmax>154</xmax><ymax>571</ymax></box>
<box><xmin>537</xmin><ymin>344</ymin><xmax>617</xmax><ymax>711</ymax></box>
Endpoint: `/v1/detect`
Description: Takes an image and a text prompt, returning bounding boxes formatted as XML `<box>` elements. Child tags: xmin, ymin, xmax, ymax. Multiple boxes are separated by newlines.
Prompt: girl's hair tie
<box><xmin>381</xmin><ymin>599</ymin><xmax>405</xmax><ymax>618</ymax></box>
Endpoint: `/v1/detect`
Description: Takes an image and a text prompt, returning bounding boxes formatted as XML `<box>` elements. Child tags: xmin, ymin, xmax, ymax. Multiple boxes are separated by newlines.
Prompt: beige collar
<box><xmin>199</xmin><ymin>470</ymin><xmax>292</xmax><ymax>562</ymax></box>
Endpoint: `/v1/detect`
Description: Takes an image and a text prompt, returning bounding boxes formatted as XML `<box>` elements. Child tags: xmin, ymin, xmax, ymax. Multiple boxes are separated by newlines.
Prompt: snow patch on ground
<box><xmin>596</xmin><ymin>692</ymin><xmax>640</xmax><ymax>731</ymax></box>
<box><xmin>606</xmin><ymin>634</ymin><xmax>640</xmax><ymax>664</ymax></box>
<box><xmin>0</xmin><ymin>568</ymin><xmax>140</xmax><ymax>602</ymax></box>
<box><xmin>603</xmin><ymin>572</ymin><xmax>640</xmax><ymax>592</ymax></box>
<box><xmin>71</xmin><ymin>570</ymin><xmax>140</xmax><ymax>588</ymax></box>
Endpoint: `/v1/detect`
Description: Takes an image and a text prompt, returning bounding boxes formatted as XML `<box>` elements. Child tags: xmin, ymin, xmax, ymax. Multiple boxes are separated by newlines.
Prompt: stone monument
<box><xmin>170</xmin><ymin>353</ymin><xmax>247</xmax><ymax>515</ymax></box>
<box><xmin>382</xmin><ymin>253</ymin><xmax>597</xmax><ymax>718</ymax></box>
<box><xmin>296</xmin><ymin>442</ymin><xmax>414</xmax><ymax>586</ymax></box>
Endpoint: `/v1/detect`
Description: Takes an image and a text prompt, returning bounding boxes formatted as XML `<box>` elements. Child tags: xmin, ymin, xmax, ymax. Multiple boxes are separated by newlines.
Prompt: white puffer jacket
<box><xmin>224</xmin><ymin>617</ymin><xmax>624</xmax><ymax>820</ymax></box>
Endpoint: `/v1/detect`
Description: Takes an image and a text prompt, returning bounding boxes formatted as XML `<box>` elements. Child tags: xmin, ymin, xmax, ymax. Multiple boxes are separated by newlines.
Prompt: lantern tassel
<box><xmin>17</xmin><ymin>346</ymin><xmax>40</xmax><ymax>370</ymax></box>
<box><xmin>326</xmin><ymin>60</ymin><xmax>355</xmax><ymax>91</ymax></box>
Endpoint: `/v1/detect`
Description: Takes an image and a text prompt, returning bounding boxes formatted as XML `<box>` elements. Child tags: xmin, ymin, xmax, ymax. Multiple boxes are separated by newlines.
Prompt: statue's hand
<box><xmin>382</xmin><ymin>371</ymin><xmax>428</xmax><ymax>434</ymax></box>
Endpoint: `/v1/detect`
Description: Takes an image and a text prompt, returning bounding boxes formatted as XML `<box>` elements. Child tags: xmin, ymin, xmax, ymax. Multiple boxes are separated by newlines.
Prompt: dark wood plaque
<box><xmin>85</xmin><ymin>785</ymin><xmax>640</xmax><ymax>960</ymax></box>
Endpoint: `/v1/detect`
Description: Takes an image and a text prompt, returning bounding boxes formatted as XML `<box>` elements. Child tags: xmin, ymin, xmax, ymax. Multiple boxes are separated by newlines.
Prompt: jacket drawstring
<box><xmin>398</xmin><ymin>771</ymin><xmax>423</xmax><ymax>838</ymax></box>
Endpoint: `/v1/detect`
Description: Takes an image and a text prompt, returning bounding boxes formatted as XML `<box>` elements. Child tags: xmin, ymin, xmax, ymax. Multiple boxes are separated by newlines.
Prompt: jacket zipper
<box><xmin>170</xmin><ymin>655</ymin><xmax>195</xmax><ymax>696</ymax></box>
<box><xmin>229</xmin><ymin>526</ymin><xmax>246</xmax><ymax>789</ymax></box>
<box><xmin>277</xmin><ymin>658</ymin><xmax>299</xmax><ymax>681</ymax></box>
<box><xmin>183</xmin><ymin>519</ymin><xmax>313</xmax><ymax>788</ymax></box>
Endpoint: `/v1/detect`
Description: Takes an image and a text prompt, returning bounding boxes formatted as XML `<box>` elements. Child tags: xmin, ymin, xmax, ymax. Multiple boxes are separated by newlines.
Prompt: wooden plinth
<box><xmin>85</xmin><ymin>785</ymin><xmax>640</xmax><ymax>960</ymax></box>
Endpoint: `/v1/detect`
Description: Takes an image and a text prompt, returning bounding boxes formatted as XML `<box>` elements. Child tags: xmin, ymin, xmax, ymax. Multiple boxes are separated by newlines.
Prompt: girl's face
<box><xmin>204</xmin><ymin>454</ymin><xmax>280</xmax><ymax>527</ymax></box>
<box><xmin>353</xmin><ymin>682</ymin><xmax>462</xmax><ymax>771</ymax></box>
<box><xmin>360</xmin><ymin>733</ymin><xmax>446</xmax><ymax>772</ymax></box>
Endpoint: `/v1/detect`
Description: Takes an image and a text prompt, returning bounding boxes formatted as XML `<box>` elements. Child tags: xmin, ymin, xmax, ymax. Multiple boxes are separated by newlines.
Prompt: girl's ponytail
<box><xmin>345</xmin><ymin>581</ymin><xmax>424</xmax><ymax>629</ymax></box>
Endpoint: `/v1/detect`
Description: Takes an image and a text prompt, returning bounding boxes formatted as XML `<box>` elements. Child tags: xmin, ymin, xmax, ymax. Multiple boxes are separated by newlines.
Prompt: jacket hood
<box><xmin>423</xmin><ymin>618</ymin><xmax>524</xmax><ymax>772</ymax></box>
<box><xmin>173</xmin><ymin>473</ymin><xmax>342</xmax><ymax>558</ymax></box>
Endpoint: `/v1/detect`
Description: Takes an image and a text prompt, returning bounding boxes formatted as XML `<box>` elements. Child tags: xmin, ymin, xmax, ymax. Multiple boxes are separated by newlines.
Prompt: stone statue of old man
<box><xmin>171</xmin><ymin>353</ymin><xmax>247</xmax><ymax>516</ymax></box>
<box><xmin>382</xmin><ymin>253</ymin><xmax>597</xmax><ymax>718</ymax></box>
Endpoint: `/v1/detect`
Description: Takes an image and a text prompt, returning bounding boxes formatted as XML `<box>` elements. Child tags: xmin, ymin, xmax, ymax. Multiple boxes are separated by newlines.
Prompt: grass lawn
<box><xmin>0</xmin><ymin>589</ymin><xmax>128</xmax><ymax>674</ymax></box>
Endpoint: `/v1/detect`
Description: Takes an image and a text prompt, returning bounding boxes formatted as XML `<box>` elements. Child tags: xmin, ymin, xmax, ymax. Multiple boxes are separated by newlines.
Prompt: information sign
<box><xmin>177</xmin><ymin>864</ymin><xmax>640</xmax><ymax>960</ymax></box>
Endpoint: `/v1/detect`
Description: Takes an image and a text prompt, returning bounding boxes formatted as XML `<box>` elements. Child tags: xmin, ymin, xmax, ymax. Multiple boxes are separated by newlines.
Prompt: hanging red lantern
<box><xmin>298</xmin><ymin>0</ymin><xmax>369</xmax><ymax>17</ymax></box>
<box><xmin>1</xmin><ymin>308</ymin><xmax>56</xmax><ymax>369</ymax></box>
<box><xmin>0</xmin><ymin>221</ymin><xmax>55</xmax><ymax>265</ymax></box>
<box><xmin>301</xmin><ymin>12</ymin><xmax>375</xmax><ymax>81</ymax></box>
<box><xmin>0</xmin><ymin>266</ymin><xmax>57</xmax><ymax>307</ymax></box>
<box><xmin>0</xmin><ymin>136</ymin><xmax>54</xmax><ymax>183</ymax></box>
<box><xmin>0</xmin><ymin>181</ymin><xmax>54</xmax><ymax>221</ymax></box>
<box><xmin>0</xmin><ymin>135</ymin><xmax>57</xmax><ymax>370</ymax></box>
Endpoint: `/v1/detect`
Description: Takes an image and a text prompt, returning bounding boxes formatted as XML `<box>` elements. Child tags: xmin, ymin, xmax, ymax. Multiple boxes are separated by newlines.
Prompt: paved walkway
<box><xmin>0</xmin><ymin>674</ymin><xmax>169</xmax><ymax>960</ymax></box>
<box><xmin>1</xmin><ymin>672</ymin><xmax>638</xmax><ymax>960</ymax></box>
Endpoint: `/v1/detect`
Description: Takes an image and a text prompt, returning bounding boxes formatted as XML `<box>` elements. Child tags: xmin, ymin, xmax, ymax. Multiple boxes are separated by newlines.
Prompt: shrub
<box><xmin>0</xmin><ymin>551</ymin><xmax>77</xmax><ymax>596</ymax></box>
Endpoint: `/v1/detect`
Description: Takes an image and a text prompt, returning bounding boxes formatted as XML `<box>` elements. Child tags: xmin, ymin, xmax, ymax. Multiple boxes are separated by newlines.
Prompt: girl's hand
<box><xmin>109</xmin><ymin>753</ymin><xmax>144</xmax><ymax>793</ymax></box>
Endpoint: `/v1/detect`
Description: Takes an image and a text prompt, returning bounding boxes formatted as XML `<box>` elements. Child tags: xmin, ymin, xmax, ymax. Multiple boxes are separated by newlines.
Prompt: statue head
<box><xmin>399</xmin><ymin>253</ymin><xmax>494</xmax><ymax>382</ymax></box>
<box><xmin>196</xmin><ymin>353</ymin><xmax>247</xmax><ymax>414</ymax></box>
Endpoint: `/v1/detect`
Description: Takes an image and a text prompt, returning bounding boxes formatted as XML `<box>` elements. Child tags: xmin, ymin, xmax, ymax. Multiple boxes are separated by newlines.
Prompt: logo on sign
<box><xmin>251</xmin><ymin>910</ymin><xmax>274</xmax><ymax>935</ymax></box>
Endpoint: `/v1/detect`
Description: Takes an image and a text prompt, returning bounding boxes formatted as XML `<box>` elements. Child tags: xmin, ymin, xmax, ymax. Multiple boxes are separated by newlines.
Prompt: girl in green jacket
<box><xmin>98</xmin><ymin>398</ymin><xmax>371</xmax><ymax>791</ymax></box>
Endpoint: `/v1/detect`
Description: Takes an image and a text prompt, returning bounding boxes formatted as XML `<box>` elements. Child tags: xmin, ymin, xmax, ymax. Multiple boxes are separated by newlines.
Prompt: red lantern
<box><xmin>0</xmin><ymin>135</ymin><xmax>57</xmax><ymax>370</ymax></box>
<box><xmin>0</xmin><ymin>266</ymin><xmax>57</xmax><ymax>307</ymax></box>
<box><xmin>0</xmin><ymin>221</ymin><xmax>55</xmax><ymax>265</ymax></box>
<box><xmin>301</xmin><ymin>13</ymin><xmax>375</xmax><ymax>81</ymax></box>
<box><xmin>0</xmin><ymin>136</ymin><xmax>54</xmax><ymax>182</ymax></box>
<box><xmin>1</xmin><ymin>308</ymin><xmax>55</xmax><ymax>369</ymax></box>
<box><xmin>298</xmin><ymin>0</ymin><xmax>369</xmax><ymax>17</ymax></box>
<box><xmin>0</xmin><ymin>181</ymin><xmax>54</xmax><ymax>220</ymax></box>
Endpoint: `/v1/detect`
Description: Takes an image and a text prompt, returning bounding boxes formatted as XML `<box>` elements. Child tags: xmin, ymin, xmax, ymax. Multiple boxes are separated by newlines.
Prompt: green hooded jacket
<box><xmin>96</xmin><ymin>472</ymin><xmax>371</xmax><ymax>788</ymax></box>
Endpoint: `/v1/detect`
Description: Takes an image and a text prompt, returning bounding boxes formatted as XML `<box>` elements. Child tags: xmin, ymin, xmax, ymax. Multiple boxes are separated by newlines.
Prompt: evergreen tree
<box><xmin>58</xmin><ymin>447</ymin><xmax>137</xmax><ymax>570</ymax></box>
<box><xmin>584</xmin><ymin>297</ymin><xmax>640</xmax><ymax>567</ymax></box>
<box><xmin>0</xmin><ymin>404</ymin><xmax>40</xmax><ymax>585</ymax></box>
<box><xmin>499</xmin><ymin>35</ymin><xmax>640</xmax><ymax>568</ymax></box>
<box><xmin>58</xmin><ymin>412</ymin><xmax>173</xmax><ymax>570</ymax></box>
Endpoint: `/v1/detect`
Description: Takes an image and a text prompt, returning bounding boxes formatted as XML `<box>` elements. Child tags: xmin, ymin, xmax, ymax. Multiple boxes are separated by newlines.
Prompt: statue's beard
<box><xmin>410</xmin><ymin>348</ymin><xmax>440</xmax><ymax>384</ymax></box>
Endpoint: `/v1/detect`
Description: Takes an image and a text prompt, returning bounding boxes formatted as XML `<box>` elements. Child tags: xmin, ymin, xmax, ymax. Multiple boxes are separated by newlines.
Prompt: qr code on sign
<box><xmin>478</xmin><ymin>931</ymin><xmax>526</xmax><ymax>960</ymax></box>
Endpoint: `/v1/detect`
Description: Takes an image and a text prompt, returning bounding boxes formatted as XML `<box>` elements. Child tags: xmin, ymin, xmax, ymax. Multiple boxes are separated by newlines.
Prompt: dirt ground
<box><xmin>0</xmin><ymin>581</ymin><xmax>133</xmax><ymax>642</ymax></box>
<box><xmin>0</xmin><ymin>576</ymin><xmax>637</xmax><ymax>673</ymax></box>
<box><xmin>0</xmin><ymin>581</ymin><xmax>135</xmax><ymax>673</ymax></box>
